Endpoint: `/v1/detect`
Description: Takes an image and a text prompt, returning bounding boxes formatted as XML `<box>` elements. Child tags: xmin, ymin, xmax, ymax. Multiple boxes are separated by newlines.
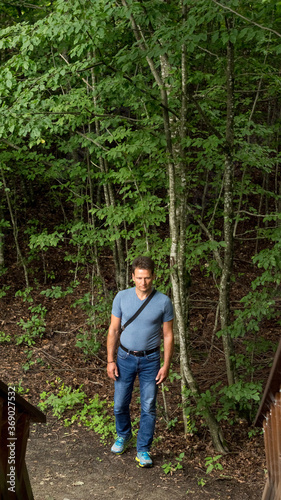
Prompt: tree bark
<box><xmin>0</xmin><ymin>165</ymin><xmax>29</xmax><ymax>287</ymax></box>
<box><xmin>219</xmin><ymin>19</ymin><xmax>236</xmax><ymax>386</ymax></box>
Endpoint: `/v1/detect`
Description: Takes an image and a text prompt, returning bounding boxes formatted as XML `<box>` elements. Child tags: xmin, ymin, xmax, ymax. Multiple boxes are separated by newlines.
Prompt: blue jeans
<box><xmin>114</xmin><ymin>346</ymin><xmax>160</xmax><ymax>452</ymax></box>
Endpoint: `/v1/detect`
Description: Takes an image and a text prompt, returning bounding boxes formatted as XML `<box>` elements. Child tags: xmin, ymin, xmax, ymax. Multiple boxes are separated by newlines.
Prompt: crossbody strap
<box><xmin>120</xmin><ymin>289</ymin><xmax>156</xmax><ymax>332</ymax></box>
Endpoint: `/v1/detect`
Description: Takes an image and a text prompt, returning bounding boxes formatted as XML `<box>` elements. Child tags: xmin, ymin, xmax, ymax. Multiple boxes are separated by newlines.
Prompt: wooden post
<box><xmin>0</xmin><ymin>381</ymin><xmax>46</xmax><ymax>499</ymax></box>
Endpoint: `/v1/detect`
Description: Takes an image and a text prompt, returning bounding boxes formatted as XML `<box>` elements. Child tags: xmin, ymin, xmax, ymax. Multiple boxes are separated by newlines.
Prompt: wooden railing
<box><xmin>0</xmin><ymin>380</ymin><xmax>46</xmax><ymax>499</ymax></box>
<box><xmin>255</xmin><ymin>339</ymin><xmax>281</xmax><ymax>500</ymax></box>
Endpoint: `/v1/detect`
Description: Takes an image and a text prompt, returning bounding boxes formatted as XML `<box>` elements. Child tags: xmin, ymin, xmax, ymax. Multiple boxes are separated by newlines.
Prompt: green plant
<box><xmin>66</xmin><ymin>394</ymin><xmax>115</xmax><ymax>443</ymax></box>
<box><xmin>167</xmin><ymin>417</ymin><xmax>178</xmax><ymax>430</ymax></box>
<box><xmin>74</xmin><ymin>289</ymin><xmax>113</xmax><ymax>356</ymax></box>
<box><xmin>40</xmin><ymin>281</ymin><xmax>79</xmax><ymax>299</ymax></box>
<box><xmin>38</xmin><ymin>381</ymin><xmax>115</xmax><ymax>442</ymax></box>
<box><xmin>161</xmin><ymin>452</ymin><xmax>185</xmax><ymax>475</ymax></box>
<box><xmin>75</xmin><ymin>329</ymin><xmax>101</xmax><ymax>356</ymax></box>
<box><xmin>72</xmin><ymin>289</ymin><xmax>113</xmax><ymax>328</ymax></box>
<box><xmin>38</xmin><ymin>382</ymin><xmax>86</xmax><ymax>417</ymax></box>
<box><xmin>14</xmin><ymin>380</ymin><xmax>30</xmax><ymax>396</ymax></box>
<box><xmin>205</xmin><ymin>455</ymin><xmax>223</xmax><ymax>474</ymax></box>
<box><xmin>183</xmin><ymin>380</ymin><xmax>262</xmax><ymax>426</ymax></box>
<box><xmin>15</xmin><ymin>287</ymin><xmax>34</xmax><ymax>303</ymax></box>
<box><xmin>217</xmin><ymin>380</ymin><xmax>262</xmax><ymax>423</ymax></box>
<box><xmin>0</xmin><ymin>285</ymin><xmax>10</xmax><ymax>298</ymax></box>
<box><xmin>22</xmin><ymin>349</ymin><xmax>36</xmax><ymax>372</ymax></box>
<box><xmin>197</xmin><ymin>478</ymin><xmax>206</xmax><ymax>487</ymax></box>
<box><xmin>16</xmin><ymin>304</ymin><xmax>47</xmax><ymax>346</ymax></box>
<box><xmin>248</xmin><ymin>427</ymin><xmax>263</xmax><ymax>439</ymax></box>
<box><xmin>0</xmin><ymin>331</ymin><xmax>11</xmax><ymax>343</ymax></box>
<box><xmin>168</xmin><ymin>366</ymin><xmax>181</xmax><ymax>383</ymax></box>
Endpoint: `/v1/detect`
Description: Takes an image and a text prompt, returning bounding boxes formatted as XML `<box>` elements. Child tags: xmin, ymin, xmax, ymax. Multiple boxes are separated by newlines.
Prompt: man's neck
<box><xmin>135</xmin><ymin>288</ymin><xmax>153</xmax><ymax>300</ymax></box>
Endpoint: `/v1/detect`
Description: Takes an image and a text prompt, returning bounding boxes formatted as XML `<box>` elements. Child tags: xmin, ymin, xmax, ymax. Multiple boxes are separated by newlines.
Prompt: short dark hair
<box><xmin>132</xmin><ymin>256</ymin><xmax>155</xmax><ymax>275</ymax></box>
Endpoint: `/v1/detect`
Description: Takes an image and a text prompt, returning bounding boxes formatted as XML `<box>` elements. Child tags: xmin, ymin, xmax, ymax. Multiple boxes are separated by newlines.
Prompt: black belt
<box><xmin>120</xmin><ymin>343</ymin><xmax>160</xmax><ymax>357</ymax></box>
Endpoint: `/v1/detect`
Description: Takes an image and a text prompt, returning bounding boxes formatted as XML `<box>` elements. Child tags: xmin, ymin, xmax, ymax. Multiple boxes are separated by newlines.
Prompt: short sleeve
<box><xmin>163</xmin><ymin>297</ymin><xmax>174</xmax><ymax>323</ymax></box>
<box><xmin>111</xmin><ymin>292</ymin><xmax>122</xmax><ymax>318</ymax></box>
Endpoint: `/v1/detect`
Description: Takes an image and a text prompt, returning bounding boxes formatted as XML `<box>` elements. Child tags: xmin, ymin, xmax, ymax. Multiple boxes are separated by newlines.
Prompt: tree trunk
<box><xmin>219</xmin><ymin>19</ymin><xmax>236</xmax><ymax>386</ymax></box>
<box><xmin>122</xmin><ymin>0</ymin><xmax>228</xmax><ymax>452</ymax></box>
<box><xmin>0</xmin><ymin>165</ymin><xmax>29</xmax><ymax>287</ymax></box>
<box><xmin>91</xmin><ymin>62</ymin><xmax>126</xmax><ymax>291</ymax></box>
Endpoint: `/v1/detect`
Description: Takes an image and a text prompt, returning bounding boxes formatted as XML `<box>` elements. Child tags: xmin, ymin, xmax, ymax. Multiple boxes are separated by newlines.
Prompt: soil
<box><xmin>0</xmin><ymin>286</ymin><xmax>268</xmax><ymax>500</ymax></box>
<box><xmin>0</xmin><ymin>233</ymin><xmax>273</xmax><ymax>499</ymax></box>
<box><xmin>25</xmin><ymin>417</ymin><xmax>263</xmax><ymax>500</ymax></box>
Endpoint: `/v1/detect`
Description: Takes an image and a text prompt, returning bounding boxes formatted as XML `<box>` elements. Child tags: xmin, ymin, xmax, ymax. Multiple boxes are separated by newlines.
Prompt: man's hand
<box><xmin>107</xmin><ymin>362</ymin><xmax>119</xmax><ymax>381</ymax></box>
<box><xmin>155</xmin><ymin>366</ymin><xmax>169</xmax><ymax>385</ymax></box>
<box><xmin>107</xmin><ymin>314</ymin><xmax>121</xmax><ymax>381</ymax></box>
<box><xmin>155</xmin><ymin>319</ymin><xmax>174</xmax><ymax>385</ymax></box>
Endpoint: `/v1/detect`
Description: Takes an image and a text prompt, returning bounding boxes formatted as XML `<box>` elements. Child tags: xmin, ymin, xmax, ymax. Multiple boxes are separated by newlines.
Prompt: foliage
<box><xmin>73</xmin><ymin>288</ymin><xmax>113</xmax><ymax>356</ymax></box>
<box><xmin>65</xmin><ymin>395</ymin><xmax>116</xmax><ymax>443</ymax></box>
<box><xmin>16</xmin><ymin>304</ymin><xmax>47</xmax><ymax>346</ymax></box>
<box><xmin>13</xmin><ymin>379</ymin><xmax>30</xmax><ymax>396</ymax></box>
<box><xmin>0</xmin><ymin>0</ymin><xmax>281</xmax><ymax>443</ymax></box>
<box><xmin>41</xmin><ymin>282</ymin><xmax>79</xmax><ymax>299</ymax></box>
<box><xmin>75</xmin><ymin>329</ymin><xmax>101</xmax><ymax>356</ymax></box>
<box><xmin>183</xmin><ymin>379</ymin><xmax>263</xmax><ymax>424</ymax></box>
<box><xmin>161</xmin><ymin>452</ymin><xmax>185</xmax><ymax>475</ymax></box>
<box><xmin>38</xmin><ymin>380</ymin><xmax>86</xmax><ymax>417</ymax></box>
<box><xmin>38</xmin><ymin>379</ymin><xmax>115</xmax><ymax>442</ymax></box>
<box><xmin>0</xmin><ymin>331</ymin><xmax>11</xmax><ymax>343</ymax></box>
<box><xmin>205</xmin><ymin>455</ymin><xmax>223</xmax><ymax>475</ymax></box>
<box><xmin>0</xmin><ymin>285</ymin><xmax>10</xmax><ymax>298</ymax></box>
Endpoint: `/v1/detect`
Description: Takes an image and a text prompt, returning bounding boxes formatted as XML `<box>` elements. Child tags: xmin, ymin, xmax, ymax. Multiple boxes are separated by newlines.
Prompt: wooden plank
<box><xmin>262</xmin><ymin>478</ymin><xmax>275</xmax><ymax>500</ymax></box>
<box><xmin>0</xmin><ymin>382</ymin><xmax>46</xmax><ymax>424</ymax></box>
<box><xmin>15</xmin><ymin>414</ymin><xmax>34</xmax><ymax>500</ymax></box>
<box><xmin>271</xmin><ymin>398</ymin><xmax>279</xmax><ymax>487</ymax></box>
<box><xmin>255</xmin><ymin>339</ymin><xmax>281</xmax><ymax>427</ymax></box>
<box><xmin>0</xmin><ymin>400</ymin><xmax>13</xmax><ymax>499</ymax></box>
<box><xmin>0</xmin><ymin>394</ymin><xmax>40</xmax><ymax>499</ymax></box>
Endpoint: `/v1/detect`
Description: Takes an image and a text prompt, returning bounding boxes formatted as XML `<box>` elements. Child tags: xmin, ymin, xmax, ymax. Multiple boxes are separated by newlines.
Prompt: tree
<box><xmin>0</xmin><ymin>0</ymin><xmax>281</xmax><ymax>451</ymax></box>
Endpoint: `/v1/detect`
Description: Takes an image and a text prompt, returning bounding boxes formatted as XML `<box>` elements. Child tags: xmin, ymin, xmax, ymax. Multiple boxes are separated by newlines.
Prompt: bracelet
<box><xmin>107</xmin><ymin>361</ymin><xmax>115</xmax><ymax>364</ymax></box>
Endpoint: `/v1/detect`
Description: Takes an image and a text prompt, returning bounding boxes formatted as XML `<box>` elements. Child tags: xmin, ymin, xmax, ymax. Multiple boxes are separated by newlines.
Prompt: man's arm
<box><xmin>155</xmin><ymin>319</ymin><xmax>174</xmax><ymax>385</ymax></box>
<box><xmin>107</xmin><ymin>314</ymin><xmax>121</xmax><ymax>381</ymax></box>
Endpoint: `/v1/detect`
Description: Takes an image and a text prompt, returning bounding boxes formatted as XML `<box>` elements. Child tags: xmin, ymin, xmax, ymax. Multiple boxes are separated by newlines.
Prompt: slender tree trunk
<box><xmin>122</xmin><ymin>0</ymin><xmax>228</xmax><ymax>452</ymax></box>
<box><xmin>0</xmin><ymin>165</ymin><xmax>29</xmax><ymax>287</ymax></box>
<box><xmin>91</xmin><ymin>61</ymin><xmax>126</xmax><ymax>290</ymax></box>
<box><xmin>219</xmin><ymin>19</ymin><xmax>236</xmax><ymax>386</ymax></box>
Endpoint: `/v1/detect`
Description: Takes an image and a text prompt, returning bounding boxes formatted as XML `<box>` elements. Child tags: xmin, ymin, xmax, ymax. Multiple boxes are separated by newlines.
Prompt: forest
<box><xmin>0</xmin><ymin>0</ymin><xmax>280</xmax><ymax>495</ymax></box>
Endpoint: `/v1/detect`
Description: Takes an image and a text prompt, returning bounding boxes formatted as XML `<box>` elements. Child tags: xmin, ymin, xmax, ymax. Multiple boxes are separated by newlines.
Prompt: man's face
<box><xmin>132</xmin><ymin>268</ymin><xmax>154</xmax><ymax>294</ymax></box>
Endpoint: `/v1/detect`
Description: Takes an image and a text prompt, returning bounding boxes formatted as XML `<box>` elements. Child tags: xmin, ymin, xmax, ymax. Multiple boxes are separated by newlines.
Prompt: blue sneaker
<box><xmin>111</xmin><ymin>435</ymin><xmax>132</xmax><ymax>455</ymax></box>
<box><xmin>136</xmin><ymin>451</ymin><xmax>153</xmax><ymax>468</ymax></box>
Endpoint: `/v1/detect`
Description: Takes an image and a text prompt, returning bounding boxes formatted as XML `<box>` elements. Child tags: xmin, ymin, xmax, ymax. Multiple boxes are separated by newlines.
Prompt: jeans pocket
<box><xmin>117</xmin><ymin>347</ymin><xmax>129</xmax><ymax>360</ymax></box>
<box><xmin>146</xmin><ymin>351</ymin><xmax>160</xmax><ymax>361</ymax></box>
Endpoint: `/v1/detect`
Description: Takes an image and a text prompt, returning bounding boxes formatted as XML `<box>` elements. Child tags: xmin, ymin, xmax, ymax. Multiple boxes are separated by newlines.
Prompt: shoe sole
<box><xmin>135</xmin><ymin>457</ymin><xmax>153</xmax><ymax>468</ymax></box>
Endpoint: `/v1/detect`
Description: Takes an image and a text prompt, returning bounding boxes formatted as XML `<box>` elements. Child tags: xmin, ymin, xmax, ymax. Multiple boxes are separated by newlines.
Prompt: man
<box><xmin>107</xmin><ymin>256</ymin><xmax>174</xmax><ymax>468</ymax></box>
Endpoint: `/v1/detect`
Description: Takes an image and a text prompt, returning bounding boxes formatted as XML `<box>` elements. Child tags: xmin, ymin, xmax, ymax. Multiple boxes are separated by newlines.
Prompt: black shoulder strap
<box><xmin>121</xmin><ymin>289</ymin><xmax>156</xmax><ymax>332</ymax></box>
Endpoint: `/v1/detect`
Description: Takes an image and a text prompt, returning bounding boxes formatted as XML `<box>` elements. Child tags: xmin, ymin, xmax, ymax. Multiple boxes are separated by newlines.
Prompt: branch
<box><xmin>76</xmin><ymin>131</ymin><xmax>108</xmax><ymax>151</ymax></box>
<box><xmin>95</xmin><ymin>50</ymin><xmax>180</xmax><ymax>119</ymax></box>
<box><xmin>188</xmin><ymin>94</ymin><xmax>223</xmax><ymax>140</ymax></box>
<box><xmin>211</xmin><ymin>0</ymin><xmax>281</xmax><ymax>38</ymax></box>
<box><xmin>3</xmin><ymin>1</ymin><xmax>46</xmax><ymax>9</ymax></box>
<box><xmin>186</xmin><ymin>204</ymin><xmax>223</xmax><ymax>270</ymax></box>
<box><xmin>59</xmin><ymin>53</ymin><xmax>95</xmax><ymax>92</ymax></box>
<box><xmin>0</xmin><ymin>138</ymin><xmax>54</xmax><ymax>168</ymax></box>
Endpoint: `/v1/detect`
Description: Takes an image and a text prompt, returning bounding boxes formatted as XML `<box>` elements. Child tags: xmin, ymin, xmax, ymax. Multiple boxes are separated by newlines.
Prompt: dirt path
<box><xmin>26</xmin><ymin>419</ymin><xmax>263</xmax><ymax>500</ymax></box>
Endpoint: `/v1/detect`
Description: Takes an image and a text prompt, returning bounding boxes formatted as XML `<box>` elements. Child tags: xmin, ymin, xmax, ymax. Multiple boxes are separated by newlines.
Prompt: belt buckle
<box><xmin>133</xmin><ymin>350</ymin><xmax>138</xmax><ymax>356</ymax></box>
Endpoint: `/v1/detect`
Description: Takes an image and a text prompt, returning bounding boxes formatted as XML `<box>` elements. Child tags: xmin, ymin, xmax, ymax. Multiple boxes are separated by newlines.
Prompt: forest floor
<box><xmin>0</xmin><ymin>231</ymin><xmax>276</xmax><ymax>499</ymax></box>
<box><xmin>0</xmin><ymin>274</ymin><xmax>269</xmax><ymax>500</ymax></box>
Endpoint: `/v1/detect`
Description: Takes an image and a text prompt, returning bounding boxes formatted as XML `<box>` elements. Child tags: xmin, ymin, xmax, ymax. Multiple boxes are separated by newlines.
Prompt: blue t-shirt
<box><xmin>112</xmin><ymin>287</ymin><xmax>174</xmax><ymax>351</ymax></box>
